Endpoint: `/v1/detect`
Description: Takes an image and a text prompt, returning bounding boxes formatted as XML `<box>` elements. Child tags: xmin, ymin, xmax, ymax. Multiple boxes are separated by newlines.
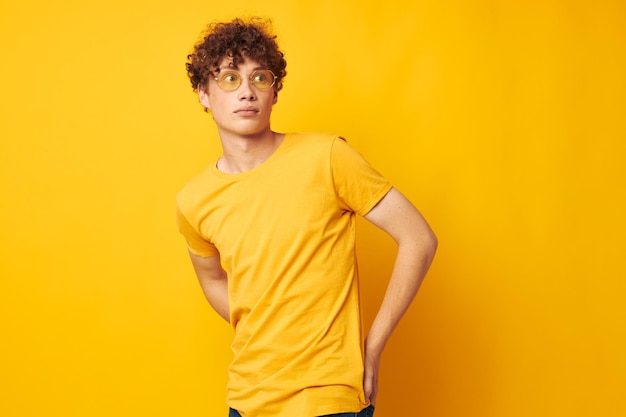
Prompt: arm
<box><xmin>188</xmin><ymin>250</ymin><xmax>230</xmax><ymax>323</ymax></box>
<box><xmin>362</xmin><ymin>187</ymin><xmax>438</xmax><ymax>405</ymax></box>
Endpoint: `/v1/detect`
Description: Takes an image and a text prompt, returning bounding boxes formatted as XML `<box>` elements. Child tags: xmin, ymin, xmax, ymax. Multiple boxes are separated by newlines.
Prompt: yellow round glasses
<box><xmin>213</xmin><ymin>69</ymin><xmax>277</xmax><ymax>91</ymax></box>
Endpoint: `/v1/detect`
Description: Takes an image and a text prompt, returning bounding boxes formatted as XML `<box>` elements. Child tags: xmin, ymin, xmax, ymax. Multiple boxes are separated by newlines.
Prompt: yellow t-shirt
<box><xmin>176</xmin><ymin>133</ymin><xmax>392</xmax><ymax>417</ymax></box>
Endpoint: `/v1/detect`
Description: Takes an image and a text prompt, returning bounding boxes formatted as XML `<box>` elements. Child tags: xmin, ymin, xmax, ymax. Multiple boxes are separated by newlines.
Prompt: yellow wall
<box><xmin>1</xmin><ymin>0</ymin><xmax>624</xmax><ymax>415</ymax></box>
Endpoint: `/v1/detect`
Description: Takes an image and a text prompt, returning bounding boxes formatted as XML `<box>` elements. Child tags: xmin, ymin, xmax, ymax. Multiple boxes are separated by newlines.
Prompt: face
<box><xmin>198</xmin><ymin>56</ymin><xmax>278</xmax><ymax>139</ymax></box>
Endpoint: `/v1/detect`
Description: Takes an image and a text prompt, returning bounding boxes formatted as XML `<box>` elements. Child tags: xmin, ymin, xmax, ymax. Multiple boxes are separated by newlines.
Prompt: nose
<box><xmin>237</xmin><ymin>77</ymin><xmax>257</xmax><ymax>101</ymax></box>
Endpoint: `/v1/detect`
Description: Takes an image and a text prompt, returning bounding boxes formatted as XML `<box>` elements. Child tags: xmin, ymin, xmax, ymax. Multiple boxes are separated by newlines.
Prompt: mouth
<box><xmin>234</xmin><ymin>107</ymin><xmax>259</xmax><ymax>115</ymax></box>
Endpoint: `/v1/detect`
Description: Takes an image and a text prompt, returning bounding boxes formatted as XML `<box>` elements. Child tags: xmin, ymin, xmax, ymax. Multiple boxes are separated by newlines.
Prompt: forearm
<box><xmin>199</xmin><ymin>277</ymin><xmax>230</xmax><ymax>323</ymax></box>
<box><xmin>362</xmin><ymin>233</ymin><xmax>436</xmax><ymax>405</ymax></box>
<box><xmin>362</xmin><ymin>188</ymin><xmax>437</xmax><ymax>356</ymax></box>
<box><xmin>188</xmin><ymin>250</ymin><xmax>230</xmax><ymax>323</ymax></box>
<box><xmin>366</xmin><ymin>236</ymin><xmax>437</xmax><ymax>355</ymax></box>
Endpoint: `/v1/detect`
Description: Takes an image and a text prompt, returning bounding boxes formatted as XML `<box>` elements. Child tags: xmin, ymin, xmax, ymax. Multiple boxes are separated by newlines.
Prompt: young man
<box><xmin>177</xmin><ymin>18</ymin><xmax>437</xmax><ymax>417</ymax></box>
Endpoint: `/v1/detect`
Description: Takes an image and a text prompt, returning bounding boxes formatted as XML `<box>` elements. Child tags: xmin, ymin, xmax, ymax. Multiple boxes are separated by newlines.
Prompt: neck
<box><xmin>217</xmin><ymin>129</ymin><xmax>285</xmax><ymax>174</ymax></box>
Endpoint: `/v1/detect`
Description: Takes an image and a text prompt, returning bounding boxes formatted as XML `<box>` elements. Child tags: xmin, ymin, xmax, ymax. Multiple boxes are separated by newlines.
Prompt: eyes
<box><xmin>222</xmin><ymin>72</ymin><xmax>266</xmax><ymax>84</ymax></box>
<box><xmin>252</xmin><ymin>72</ymin><xmax>267</xmax><ymax>83</ymax></box>
<box><xmin>223</xmin><ymin>73</ymin><xmax>238</xmax><ymax>84</ymax></box>
<box><xmin>214</xmin><ymin>69</ymin><xmax>276</xmax><ymax>91</ymax></box>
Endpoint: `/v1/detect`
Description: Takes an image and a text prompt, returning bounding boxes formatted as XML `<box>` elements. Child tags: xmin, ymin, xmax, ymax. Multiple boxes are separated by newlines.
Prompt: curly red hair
<box><xmin>186</xmin><ymin>17</ymin><xmax>287</xmax><ymax>93</ymax></box>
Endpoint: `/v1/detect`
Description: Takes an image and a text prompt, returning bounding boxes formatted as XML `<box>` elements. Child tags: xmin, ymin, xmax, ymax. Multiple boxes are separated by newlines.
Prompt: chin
<box><xmin>231</xmin><ymin>124</ymin><xmax>271</xmax><ymax>137</ymax></box>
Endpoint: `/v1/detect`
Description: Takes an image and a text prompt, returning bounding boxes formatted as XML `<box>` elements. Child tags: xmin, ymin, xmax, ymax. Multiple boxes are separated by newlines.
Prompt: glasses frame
<box><xmin>213</xmin><ymin>69</ymin><xmax>277</xmax><ymax>92</ymax></box>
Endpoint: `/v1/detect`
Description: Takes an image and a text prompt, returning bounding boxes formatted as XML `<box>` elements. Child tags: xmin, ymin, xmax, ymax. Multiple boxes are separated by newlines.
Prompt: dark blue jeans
<box><xmin>228</xmin><ymin>404</ymin><xmax>375</xmax><ymax>417</ymax></box>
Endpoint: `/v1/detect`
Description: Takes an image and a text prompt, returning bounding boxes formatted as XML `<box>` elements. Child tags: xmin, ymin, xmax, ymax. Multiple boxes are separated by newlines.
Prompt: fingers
<box><xmin>369</xmin><ymin>379</ymin><xmax>378</xmax><ymax>405</ymax></box>
<box><xmin>363</xmin><ymin>362</ymin><xmax>378</xmax><ymax>405</ymax></box>
<box><xmin>363</xmin><ymin>341</ymin><xmax>381</xmax><ymax>405</ymax></box>
<box><xmin>364</xmin><ymin>369</ymin><xmax>373</xmax><ymax>401</ymax></box>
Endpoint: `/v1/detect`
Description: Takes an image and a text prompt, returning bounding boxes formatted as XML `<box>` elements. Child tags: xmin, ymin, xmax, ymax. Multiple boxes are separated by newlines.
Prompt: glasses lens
<box><xmin>216</xmin><ymin>72</ymin><xmax>241</xmax><ymax>91</ymax></box>
<box><xmin>251</xmin><ymin>70</ymin><xmax>276</xmax><ymax>90</ymax></box>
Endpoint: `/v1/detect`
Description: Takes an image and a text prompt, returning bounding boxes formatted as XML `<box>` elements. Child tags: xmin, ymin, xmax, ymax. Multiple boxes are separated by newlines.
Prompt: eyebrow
<box><xmin>218</xmin><ymin>66</ymin><xmax>265</xmax><ymax>72</ymax></box>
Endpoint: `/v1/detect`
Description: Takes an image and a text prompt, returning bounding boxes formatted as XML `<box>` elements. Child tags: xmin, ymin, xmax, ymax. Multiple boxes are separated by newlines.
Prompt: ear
<box><xmin>273</xmin><ymin>91</ymin><xmax>278</xmax><ymax>105</ymax></box>
<box><xmin>198</xmin><ymin>86</ymin><xmax>211</xmax><ymax>110</ymax></box>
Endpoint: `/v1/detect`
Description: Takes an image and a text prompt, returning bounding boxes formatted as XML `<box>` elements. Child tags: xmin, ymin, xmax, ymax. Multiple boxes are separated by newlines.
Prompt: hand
<box><xmin>363</xmin><ymin>342</ymin><xmax>381</xmax><ymax>406</ymax></box>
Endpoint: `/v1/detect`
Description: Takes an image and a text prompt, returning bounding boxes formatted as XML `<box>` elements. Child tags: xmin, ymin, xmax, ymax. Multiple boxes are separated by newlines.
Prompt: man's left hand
<box><xmin>363</xmin><ymin>343</ymin><xmax>380</xmax><ymax>405</ymax></box>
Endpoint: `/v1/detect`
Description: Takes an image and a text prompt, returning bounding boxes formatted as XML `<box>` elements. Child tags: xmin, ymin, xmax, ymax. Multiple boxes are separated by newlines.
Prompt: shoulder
<box><xmin>176</xmin><ymin>164</ymin><xmax>217</xmax><ymax>213</ymax></box>
<box><xmin>283</xmin><ymin>132</ymin><xmax>372</xmax><ymax>167</ymax></box>
<box><xmin>283</xmin><ymin>132</ymin><xmax>346</xmax><ymax>156</ymax></box>
<box><xmin>288</xmin><ymin>131</ymin><xmax>344</xmax><ymax>145</ymax></box>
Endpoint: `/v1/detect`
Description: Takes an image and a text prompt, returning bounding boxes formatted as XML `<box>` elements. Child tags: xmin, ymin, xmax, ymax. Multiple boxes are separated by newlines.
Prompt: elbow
<box><xmin>414</xmin><ymin>223</ymin><xmax>437</xmax><ymax>264</ymax></box>
<box><xmin>425</xmin><ymin>229</ymin><xmax>438</xmax><ymax>261</ymax></box>
<box><xmin>400</xmin><ymin>226</ymin><xmax>438</xmax><ymax>263</ymax></box>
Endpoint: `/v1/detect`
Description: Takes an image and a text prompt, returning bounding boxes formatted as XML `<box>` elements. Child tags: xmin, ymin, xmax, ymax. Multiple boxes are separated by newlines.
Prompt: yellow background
<box><xmin>1</xmin><ymin>0</ymin><xmax>624</xmax><ymax>416</ymax></box>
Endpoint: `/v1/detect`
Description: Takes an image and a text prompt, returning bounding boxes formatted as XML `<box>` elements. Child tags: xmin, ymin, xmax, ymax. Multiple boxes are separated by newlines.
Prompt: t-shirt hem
<box><xmin>357</xmin><ymin>182</ymin><xmax>394</xmax><ymax>216</ymax></box>
<box><xmin>227</xmin><ymin>400</ymin><xmax>370</xmax><ymax>417</ymax></box>
<box><xmin>186</xmin><ymin>244</ymin><xmax>218</xmax><ymax>258</ymax></box>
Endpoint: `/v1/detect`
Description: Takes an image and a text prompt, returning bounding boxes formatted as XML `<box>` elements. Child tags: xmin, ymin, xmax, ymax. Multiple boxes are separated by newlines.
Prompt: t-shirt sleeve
<box><xmin>176</xmin><ymin>205</ymin><xmax>219</xmax><ymax>257</ymax></box>
<box><xmin>330</xmin><ymin>137</ymin><xmax>393</xmax><ymax>216</ymax></box>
